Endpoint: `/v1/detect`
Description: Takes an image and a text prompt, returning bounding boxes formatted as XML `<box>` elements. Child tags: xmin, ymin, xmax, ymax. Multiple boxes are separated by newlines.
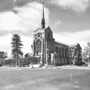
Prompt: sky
<box><xmin>0</xmin><ymin>0</ymin><xmax>90</xmax><ymax>56</ymax></box>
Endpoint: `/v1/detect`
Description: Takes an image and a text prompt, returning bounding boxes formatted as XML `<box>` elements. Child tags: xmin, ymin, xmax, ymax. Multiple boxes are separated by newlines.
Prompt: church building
<box><xmin>32</xmin><ymin>3</ymin><xmax>70</xmax><ymax>66</ymax></box>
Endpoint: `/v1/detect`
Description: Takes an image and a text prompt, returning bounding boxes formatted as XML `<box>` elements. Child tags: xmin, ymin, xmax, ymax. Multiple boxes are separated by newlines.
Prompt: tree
<box><xmin>82</xmin><ymin>46</ymin><xmax>89</xmax><ymax>63</ymax></box>
<box><xmin>74</xmin><ymin>44</ymin><xmax>82</xmax><ymax>65</ymax></box>
<box><xmin>11</xmin><ymin>34</ymin><xmax>23</xmax><ymax>66</ymax></box>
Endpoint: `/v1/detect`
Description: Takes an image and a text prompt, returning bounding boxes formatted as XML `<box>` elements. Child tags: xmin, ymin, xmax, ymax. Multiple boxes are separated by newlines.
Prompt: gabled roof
<box><xmin>34</xmin><ymin>28</ymin><xmax>42</xmax><ymax>32</ymax></box>
<box><xmin>69</xmin><ymin>43</ymin><xmax>78</xmax><ymax>47</ymax></box>
<box><xmin>45</xmin><ymin>26</ymin><xmax>52</xmax><ymax>32</ymax></box>
<box><xmin>69</xmin><ymin>43</ymin><xmax>82</xmax><ymax>49</ymax></box>
<box><xmin>55</xmin><ymin>41</ymin><xmax>68</xmax><ymax>47</ymax></box>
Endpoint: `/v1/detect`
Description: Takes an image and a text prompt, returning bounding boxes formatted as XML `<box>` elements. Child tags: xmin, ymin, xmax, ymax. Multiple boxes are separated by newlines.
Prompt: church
<box><xmin>32</xmin><ymin>3</ymin><xmax>70</xmax><ymax>66</ymax></box>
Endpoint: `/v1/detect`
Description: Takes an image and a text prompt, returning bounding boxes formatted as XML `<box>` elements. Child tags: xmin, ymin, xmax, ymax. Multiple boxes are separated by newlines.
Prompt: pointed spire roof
<box><xmin>41</xmin><ymin>2</ymin><xmax>45</xmax><ymax>29</ymax></box>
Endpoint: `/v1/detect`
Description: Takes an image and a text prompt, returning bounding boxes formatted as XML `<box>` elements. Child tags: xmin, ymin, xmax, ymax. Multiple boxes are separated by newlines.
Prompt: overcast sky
<box><xmin>0</xmin><ymin>0</ymin><xmax>90</xmax><ymax>56</ymax></box>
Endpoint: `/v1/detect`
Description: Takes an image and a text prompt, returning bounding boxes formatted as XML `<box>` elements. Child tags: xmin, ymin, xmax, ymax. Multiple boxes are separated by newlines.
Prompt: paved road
<box><xmin>0</xmin><ymin>67</ymin><xmax>90</xmax><ymax>90</ymax></box>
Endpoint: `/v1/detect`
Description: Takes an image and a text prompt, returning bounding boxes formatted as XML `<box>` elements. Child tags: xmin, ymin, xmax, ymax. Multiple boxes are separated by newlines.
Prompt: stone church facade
<box><xmin>32</xmin><ymin>3</ymin><xmax>70</xmax><ymax>66</ymax></box>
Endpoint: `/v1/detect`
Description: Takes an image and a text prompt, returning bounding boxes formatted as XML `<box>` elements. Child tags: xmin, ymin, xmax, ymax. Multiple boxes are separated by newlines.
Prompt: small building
<box><xmin>0</xmin><ymin>51</ymin><xmax>7</xmax><ymax>66</ymax></box>
<box><xmin>69</xmin><ymin>43</ymin><xmax>82</xmax><ymax>65</ymax></box>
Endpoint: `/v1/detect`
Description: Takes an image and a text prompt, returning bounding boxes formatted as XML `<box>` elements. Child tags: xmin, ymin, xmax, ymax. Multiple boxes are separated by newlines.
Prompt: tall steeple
<box><xmin>41</xmin><ymin>2</ymin><xmax>45</xmax><ymax>29</ymax></box>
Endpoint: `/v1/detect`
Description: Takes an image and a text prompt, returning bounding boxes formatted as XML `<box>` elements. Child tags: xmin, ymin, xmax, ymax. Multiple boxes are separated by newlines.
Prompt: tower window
<box><xmin>38</xmin><ymin>33</ymin><xmax>40</xmax><ymax>37</ymax></box>
<box><xmin>47</xmin><ymin>32</ymin><xmax>50</xmax><ymax>38</ymax></box>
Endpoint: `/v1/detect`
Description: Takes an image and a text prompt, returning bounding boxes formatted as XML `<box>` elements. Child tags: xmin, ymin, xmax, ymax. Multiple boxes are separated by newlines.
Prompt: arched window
<box><xmin>36</xmin><ymin>39</ymin><xmax>41</xmax><ymax>54</ymax></box>
<box><xmin>65</xmin><ymin>48</ymin><xmax>68</xmax><ymax>56</ymax></box>
<box><xmin>62</xmin><ymin>47</ymin><xmax>64</xmax><ymax>56</ymax></box>
<box><xmin>55</xmin><ymin>47</ymin><xmax>58</xmax><ymax>53</ymax></box>
<box><xmin>47</xmin><ymin>32</ymin><xmax>50</xmax><ymax>38</ymax></box>
<box><xmin>59</xmin><ymin>47</ymin><xmax>61</xmax><ymax>58</ymax></box>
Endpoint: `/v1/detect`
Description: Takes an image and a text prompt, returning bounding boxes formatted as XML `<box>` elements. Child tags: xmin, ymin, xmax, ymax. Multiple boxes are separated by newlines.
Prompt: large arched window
<box><xmin>35</xmin><ymin>39</ymin><xmax>41</xmax><ymax>54</ymax></box>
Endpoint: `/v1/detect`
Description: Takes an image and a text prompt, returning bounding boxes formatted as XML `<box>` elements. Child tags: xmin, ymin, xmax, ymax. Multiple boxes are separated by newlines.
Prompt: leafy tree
<box><xmin>11</xmin><ymin>34</ymin><xmax>23</xmax><ymax>65</ymax></box>
<box><xmin>74</xmin><ymin>44</ymin><xmax>82</xmax><ymax>65</ymax></box>
<box><xmin>82</xmin><ymin>46</ymin><xmax>89</xmax><ymax>63</ymax></box>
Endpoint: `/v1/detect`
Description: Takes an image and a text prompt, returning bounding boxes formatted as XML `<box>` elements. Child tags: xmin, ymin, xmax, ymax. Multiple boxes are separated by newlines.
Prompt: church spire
<box><xmin>41</xmin><ymin>2</ymin><xmax>45</xmax><ymax>29</ymax></box>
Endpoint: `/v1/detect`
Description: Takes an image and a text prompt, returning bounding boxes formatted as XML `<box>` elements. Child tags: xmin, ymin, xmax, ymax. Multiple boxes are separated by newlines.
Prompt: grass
<box><xmin>0</xmin><ymin>67</ymin><xmax>90</xmax><ymax>90</ymax></box>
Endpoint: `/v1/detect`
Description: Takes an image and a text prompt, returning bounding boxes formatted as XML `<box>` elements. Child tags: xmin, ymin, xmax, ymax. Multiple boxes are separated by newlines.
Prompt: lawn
<box><xmin>0</xmin><ymin>67</ymin><xmax>90</xmax><ymax>90</ymax></box>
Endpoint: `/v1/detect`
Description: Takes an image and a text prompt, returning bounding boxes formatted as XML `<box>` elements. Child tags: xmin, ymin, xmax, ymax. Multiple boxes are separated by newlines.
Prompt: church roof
<box><xmin>69</xmin><ymin>43</ymin><xmax>78</xmax><ymax>47</ymax></box>
<box><xmin>69</xmin><ymin>43</ymin><xmax>80</xmax><ymax>47</ymax></box>
<box><xmin>45</xmin><ymin>26</ymin><xmax>52</xmax><ymax>32</ymax></box>
<box><xmin>69</xmin><ymin>43</ymin><xmax>82</xmax><ymax>49</ymax></box>
<box><xmin>55</xmin><ymin>41</ymin><xmax>68</xmax><ymax>47</ymax></box>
